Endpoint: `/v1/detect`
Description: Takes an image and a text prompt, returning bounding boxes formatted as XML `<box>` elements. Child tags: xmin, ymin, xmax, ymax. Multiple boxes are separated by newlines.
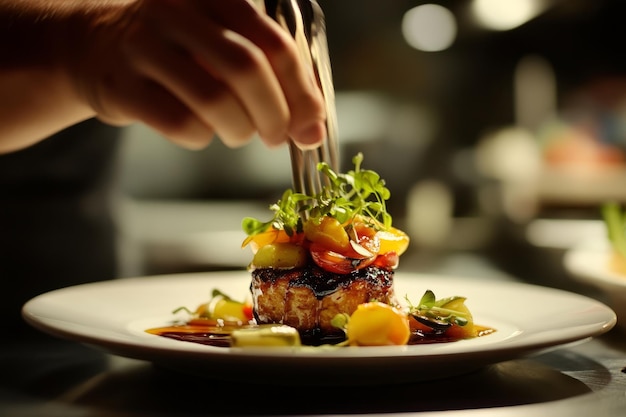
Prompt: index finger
<box><xmin>203</xmin><ymin>0</ymin><xmax>327</xmax><ymax>149</ymax></box>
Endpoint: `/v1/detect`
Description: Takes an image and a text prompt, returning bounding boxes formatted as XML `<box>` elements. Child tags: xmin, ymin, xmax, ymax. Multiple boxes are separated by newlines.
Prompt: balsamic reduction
<box><xmin>251</xmin><ymin>264</ymin><xmax>393</xmax><ymax>299</ymax></box>
<box><xmin>150</xmin><ymin>324</ymin><xmax>494</xmax><ymax>348</ymax></box>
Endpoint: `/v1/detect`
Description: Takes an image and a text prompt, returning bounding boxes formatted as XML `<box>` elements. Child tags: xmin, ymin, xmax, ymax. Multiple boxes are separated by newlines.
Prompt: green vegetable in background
<box><xmin>602</xmin><ymin>202</ymin><xmax>626</xmax><ymax>259</ymax></box>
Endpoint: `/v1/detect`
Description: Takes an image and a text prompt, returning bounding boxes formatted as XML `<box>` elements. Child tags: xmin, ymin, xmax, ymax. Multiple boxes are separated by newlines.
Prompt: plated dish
<box><xmin>22</xmin><ymin>271</ymin><xmax>616</xmax><ymax>385</ymax></box>
<box><xmin>564</xmin><ymin>238</ymin><xmax>626</xmax><ymax>330</ymax></box>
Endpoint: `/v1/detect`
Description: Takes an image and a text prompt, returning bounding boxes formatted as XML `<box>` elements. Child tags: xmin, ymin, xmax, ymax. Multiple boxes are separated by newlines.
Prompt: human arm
<box><xmin>0</xmin><ymin>0</ymin><xmax>327</xmax><ymax>153</ymax></box>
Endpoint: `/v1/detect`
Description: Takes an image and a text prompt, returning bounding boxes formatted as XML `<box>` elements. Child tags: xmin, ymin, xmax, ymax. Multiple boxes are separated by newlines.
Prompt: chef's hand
<box><xmin>78</xmin><ymin>0</ymin><xmax>326</xmax><ymax>150</ymax></box>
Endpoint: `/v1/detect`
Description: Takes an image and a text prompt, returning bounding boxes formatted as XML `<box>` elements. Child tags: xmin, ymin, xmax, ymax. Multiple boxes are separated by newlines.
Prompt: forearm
<box><xmin>0</xmin><ymin>1</ymin><xmax>131</xmax><ymax>153</ymax></box>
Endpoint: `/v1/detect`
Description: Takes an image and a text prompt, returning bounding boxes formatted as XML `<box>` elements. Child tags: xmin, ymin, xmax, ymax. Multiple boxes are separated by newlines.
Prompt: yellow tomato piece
<box><xmin>377</xmin><ymin>227</ymin><xmax>410</xmax><ymax>256</ymax></box>
<box><xmin>243</xmin><ymin>228</ymin><xmax>291</xmax><ymax>253</ymax></box>
<box><xmin>211</xmin><ymin>298</ymin><xmax>250</xmax><ymax>322</ymax></box>
<box><xmin>303</xmin><ymin>216</ymin><xmax>350</xmax><ymax>253</ymax></box>
<box><xmin>347</xmin><ymin>302</ymin><xmax>410</xmax><ymax>346</ymax></box>
<box><xmin>251</xmin><ymin>242</ymin><xmax>308</xmax><ymax>269</ymax></box>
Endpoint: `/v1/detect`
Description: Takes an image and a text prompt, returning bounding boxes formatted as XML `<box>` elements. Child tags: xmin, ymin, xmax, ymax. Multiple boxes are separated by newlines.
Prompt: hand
<box><xmin>74</xmin><ymin>0</ymin><xmax>327</xmax><ymax>150</ymax></box>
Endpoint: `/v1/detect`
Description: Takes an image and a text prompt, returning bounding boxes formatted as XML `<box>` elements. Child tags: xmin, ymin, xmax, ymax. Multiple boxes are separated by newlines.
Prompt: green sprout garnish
<box><xmin>406</xmin><ymin>290</ymin><xmax>469</xmax><ymax>327</ymax></box>
<box><xmin>241</xmin><ymin>153</ymin><xmax>392</xmax><ymax>238</ymax></box>
<box><xmin>172</xmin><ymin>305</ymin><xmax>194</xmax><ymax>316</ymax></box>
<box><xmin>171</xmin><ymin>289</ymin><xmax>241</xmax><ymax>318</ymax></box>
<box><xmin>330</xmin><ymin>312</ymin><xmax>350</xmax><ymax>332</ymax></box>
<box><xmin>602</xmin><ymin>201</ymin><xmax>626</xmax><ymax>260</ymax></box>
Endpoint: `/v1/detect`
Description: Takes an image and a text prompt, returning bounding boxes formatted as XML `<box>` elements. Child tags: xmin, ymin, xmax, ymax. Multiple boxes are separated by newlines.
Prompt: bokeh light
<box><xmin>472</xmin><ymin>0</ymin><xmax>547</xmax><ymax>31</ymax></box>
<box><xmin>402</xmin><ymin>4</ymin><xmax>457</xmax><ymax>52</ymax></box>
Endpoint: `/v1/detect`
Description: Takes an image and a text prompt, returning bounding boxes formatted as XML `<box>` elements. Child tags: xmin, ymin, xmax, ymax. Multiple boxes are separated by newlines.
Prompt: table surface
<box><xmin>2</xmin><ymin>253</ymin><xmax>626</xmax><ymax>417</ymax></box>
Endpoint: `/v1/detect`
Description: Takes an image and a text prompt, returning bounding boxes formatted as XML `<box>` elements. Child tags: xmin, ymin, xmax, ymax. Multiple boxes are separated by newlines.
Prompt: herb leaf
<box><xmin>242</xmin><ymin>153</ymin><xmax>393</xmax><ymax>238</ymax></box>
<box><xmin>407</xmin><ymin>290</ymin><xmax>470</xmax><ymax>328</ymax></box>
<box><xmin>418</xmin><ymin>290</ymin><xmax>436</xmax><ymax>307</ymax></box>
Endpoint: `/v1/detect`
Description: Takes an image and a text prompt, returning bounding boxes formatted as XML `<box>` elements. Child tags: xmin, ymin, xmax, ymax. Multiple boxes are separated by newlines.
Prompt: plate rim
<box><xmin>564</xmin><ymin>239</ymin><xmax>626</xmax><ymax>288</ymax></box>
<box><xmin>22</xmin><ymin>271</ymin><xmax>616</xmax><ymax>362</ymax></box>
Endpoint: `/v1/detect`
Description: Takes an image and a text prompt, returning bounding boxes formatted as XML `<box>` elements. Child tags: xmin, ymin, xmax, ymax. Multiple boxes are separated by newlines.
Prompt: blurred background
<box><xmin>4</xmin><ymin>0</ymin><xmax>626</xmax><ymax>334</ymax></box>
<box><xmin>109</xmin><ymin>0</ymin><xmax>626</xmax><ymax>288</ymax></box>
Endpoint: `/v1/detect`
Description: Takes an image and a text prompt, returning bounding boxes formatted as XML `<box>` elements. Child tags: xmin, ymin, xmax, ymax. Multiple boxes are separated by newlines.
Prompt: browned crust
<box><xmin>251</xmin><ymin>265</ymin><xmax>396</xmax><ymax>341</ymax></box>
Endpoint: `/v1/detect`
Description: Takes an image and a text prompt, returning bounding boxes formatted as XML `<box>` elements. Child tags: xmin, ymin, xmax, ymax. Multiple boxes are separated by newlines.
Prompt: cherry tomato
<box><xmin>242</xmin><ymin>303</ymin><xmax>254</xmax><ymax>321</ymax></box>
<box><xmin>377</xmin><ymin>227</ymin><xmax>410</xmax><ymax>256</ymax></box>
<box><xmin>310</xmin><ymin>242</ymin><xmax>376</xmax><ymax>274</ymax></box>
<box><xmin>347</xmin><ymin>302</ymin><xmax>410</xmax><ymax>346</ymax></box>
<box><xmin>309</xmin><ymin>231</ymin><xmax>382</xmax><ymax>274</ymax></box>
<box><xmin>350</xmin><ymin>222</ymin><xmax>381</xmax><ymax>256</ymax></box>
<box><xmin>304</xmin><ymin>216</ymin><xmax>350</xmax><ymax>253</ymax></box>
<box><xmin>372</xmin><ymin>251</ymin><xmax>399</xmax><ymax>270</ymax></box>
<box><xmin>242</xmin><ymin>228</ymin><xmax>291</xmax><ymax>253</ymax></box>
<box><xmin>307</xmin><ymin>219</ymin><xmax>382</xmax><ymax>273</ymax></box>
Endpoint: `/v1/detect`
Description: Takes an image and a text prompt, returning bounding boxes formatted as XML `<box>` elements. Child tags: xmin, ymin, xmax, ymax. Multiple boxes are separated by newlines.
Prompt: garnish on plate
<box><xmin>241</xmin><ymin>152</ymin><xmax>408</xmax><ymax>274</ymax></box>
<box><xmin>146</xmin><ymin>153</ymin><xmax>494</xmax><ymax>347</ymax></box>
<box><xmin>147</xmin><ymin>288</ymin><xmax>493</xmax><ymax>347</ymax></box>
<box><xmin>242</xmin><ymin>153</ymin><xmax>409</xmax><ymax>343</ymax></box>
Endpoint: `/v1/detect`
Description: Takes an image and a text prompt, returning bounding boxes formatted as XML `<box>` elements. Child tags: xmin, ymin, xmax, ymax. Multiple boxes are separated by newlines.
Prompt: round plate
<box><xmin>22</xmin><ymin>271</ymin><xmax>616</xmax><ymax>385</ymax></box>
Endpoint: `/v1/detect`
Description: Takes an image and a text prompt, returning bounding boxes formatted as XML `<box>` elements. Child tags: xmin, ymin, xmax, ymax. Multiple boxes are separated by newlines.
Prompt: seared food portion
<box><xmin>242</xmin><ymin>153</ymin><xmax>410</xmax><ymax>342</ymax></box>
<box><xmin>151</xmin><ymin>155</ymin><xmax>483</xmax><ymax>349</ymax></box>
<box><xmin>251</xmin><ymin>265</ymin><xmax>396</xmax><ymax>341</ymax></box>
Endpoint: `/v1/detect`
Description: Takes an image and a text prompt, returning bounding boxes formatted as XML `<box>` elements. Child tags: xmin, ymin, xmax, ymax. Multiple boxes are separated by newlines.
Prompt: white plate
<box><xmin>564</xmin><ymin>239</ymin><xmax>626</xmax><ymax>329</ymax></box>
<box><xmin>22</xmin><ymin>271</ymin><xmax>616</xmax><ymax>385</ymax></box>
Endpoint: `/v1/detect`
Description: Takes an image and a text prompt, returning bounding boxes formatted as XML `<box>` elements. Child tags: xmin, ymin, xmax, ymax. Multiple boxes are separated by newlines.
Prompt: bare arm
<box><xmin>0</xmin><ymin>0</ymin><xmax>326</xmax><ymax>154</ymax></box>
<box><xmin>0</xmin><ymin>1</ymin><xmax>98</xmax><ymax>153</ymax></box>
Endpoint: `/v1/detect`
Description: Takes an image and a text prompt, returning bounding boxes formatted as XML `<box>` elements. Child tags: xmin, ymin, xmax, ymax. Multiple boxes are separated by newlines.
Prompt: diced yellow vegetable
<box><xmin>303</xmin><ymin>216</ymin><xmax>350</xmax><ymax>253</ymax></box>
<box><xmin>377</xmin><ymin>227</ymin><xmax>410</xmax><ymax>256</ymax></box>
<box><xmin>251</xmin><ymin>242</ymin><xmax>308</xmax><ymax>269</ymax></box>
<box><xmin>231</xmin><ymin>325</ymin><xmax>301</xmax><ymax>347</ymax></box>
<box><xmin>440</xmin><ymin>297</ymin><xmax>475</xmax><ymax>337</ymax></box>
<box><xmin>347</xmin><ymin>302</ymin><xmax>410</xmax><ymax>346</ymax></box>
<box><xmin>211</xmin><ymin>298</ymin><xmax>249</xmax><ymax>322</ymax></box>
<box><xmin>243</xmin><ymin>228</ymin><xmax>291</xmax><ymax>253</ymax></box>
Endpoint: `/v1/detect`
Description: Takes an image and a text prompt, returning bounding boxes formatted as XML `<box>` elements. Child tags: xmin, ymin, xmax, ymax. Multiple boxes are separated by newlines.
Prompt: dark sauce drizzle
<box><xmin>150</xmin><ymin>324</ymin><xmax>494</xmax><ymax>347</ymax></box>
<box><xmin>148</xmin><ymin>265</ymin><xmax>495</xmax><ymax>347</ymax></box>
<box><xmin>252</xmin><ymin>265</ymin><xmax>393</xmax><ymax>299</ymax></box>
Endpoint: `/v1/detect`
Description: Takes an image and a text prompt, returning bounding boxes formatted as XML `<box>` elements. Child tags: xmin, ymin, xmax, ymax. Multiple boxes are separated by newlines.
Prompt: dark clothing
<box><xmin>0</xmin><ymin>119</ymin><xmax>123</xmax><ymax>333</ymax></box>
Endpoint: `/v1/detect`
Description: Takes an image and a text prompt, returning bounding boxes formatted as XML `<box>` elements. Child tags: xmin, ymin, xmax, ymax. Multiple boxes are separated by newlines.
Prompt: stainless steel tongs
<box><xmin>254</xmin><ymin>0</ymin><xmax>339</xmax><ymax>198</ymax></box>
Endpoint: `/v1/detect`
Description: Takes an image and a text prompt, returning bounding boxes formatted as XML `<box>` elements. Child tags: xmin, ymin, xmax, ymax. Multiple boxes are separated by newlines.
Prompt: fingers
<box><xmin>143</xmin><ymin>0</ymin><xmax>292</xmax><ymax>147</ymax></box>
<box><xmin>106</xmin><ymin>76</ymin><xmax>216</xmax><ymax>151</ymax></box>
<box><xmin>146</xmin><ymin>0</ymin><xmax>326</xmax><ymax>149</ymax></box>
<box><xmin>204</xmin><ymin>0</ymin><xmax>327</xmax><ymax>149</ymax></box>
<box><xmin>124</xmin><ymin>26</ymin><xmax>258</xmax><ymax>148</ymax></box>
<box><xmin>81</xmin><ymin>0</ymin><xmax>328</xmax><ymax>151</ymax></box>
<box><xmin>126</xmin><ymin>85</ymin><xmax>215</xmax><ymax>151</ymax></box>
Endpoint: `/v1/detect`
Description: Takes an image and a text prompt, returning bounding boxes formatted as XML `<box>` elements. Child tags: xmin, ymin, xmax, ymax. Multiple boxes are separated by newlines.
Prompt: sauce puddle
<box><xmin>147</xmin><ymin>320</ymin><xmax>496</xmax><ymax>348</ymax></box>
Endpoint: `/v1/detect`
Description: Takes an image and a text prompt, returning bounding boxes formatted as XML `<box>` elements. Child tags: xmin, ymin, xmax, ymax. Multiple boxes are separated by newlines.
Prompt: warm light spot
<box><xmin>402</xmin><ymin>4</ymin><xmax>457</xmax><ymax>52</ymax></box>
<box><xmin>471</xmin><ymin>0</ymin><xmax>547</xmax><ymax>31</ymax></box>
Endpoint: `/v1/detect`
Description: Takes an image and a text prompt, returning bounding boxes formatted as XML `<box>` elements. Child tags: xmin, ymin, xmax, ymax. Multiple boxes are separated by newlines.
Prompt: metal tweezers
<box><xmin>258</xmin><ymin>0</ymin><xmax>340</xmax><ymax>198</ymax></box>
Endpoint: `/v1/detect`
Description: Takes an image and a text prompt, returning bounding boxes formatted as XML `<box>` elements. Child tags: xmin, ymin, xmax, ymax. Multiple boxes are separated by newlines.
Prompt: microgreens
<box><xmin>241</xmin><ymin>153</ymin><xmax>392</xmax><ymax>237</ymax></box>
<box><xmin>406</xmin><ymin>290</ymin><xmax>469</xmax><ymax>327</ymax></box>
<box><xmin>171</xmin><ymin>289</ymin><xmax>240</xmax><ymax>318</ymax></box>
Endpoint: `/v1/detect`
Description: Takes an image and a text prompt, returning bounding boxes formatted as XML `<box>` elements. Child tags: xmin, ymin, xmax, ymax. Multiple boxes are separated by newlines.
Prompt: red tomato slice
<box><xmin>310</xmin><ymin>242</ymin><xmax>376</xmax><ymax>274</ymax></box>
<box><xmin>242</xmin><ymin>303</ymin><xmax>254</xmax><ymax>321</ymax></box>
<box><xmin>372</xmin><ymin>251</ymin><xmax>399</xmax><ymax>270</ymax></box>
<box><xmin>307</xmin><ymin>220</ymin><xmax>384</xmax><ymax>274</ymax></box>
